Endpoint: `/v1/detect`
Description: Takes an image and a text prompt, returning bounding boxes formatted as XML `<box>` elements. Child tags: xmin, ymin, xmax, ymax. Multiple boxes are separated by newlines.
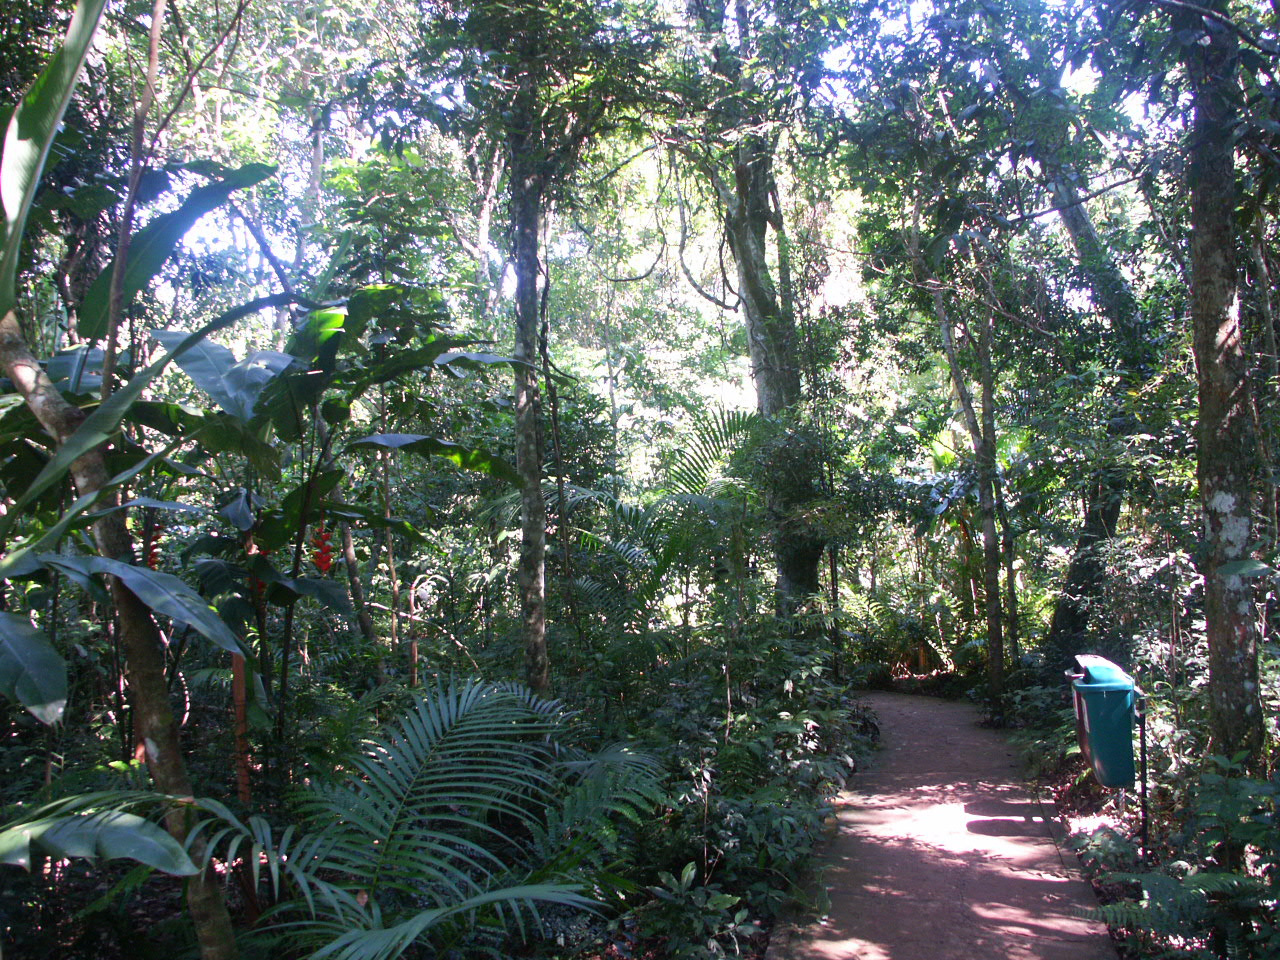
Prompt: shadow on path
<box><xmin>769</xmin><ymin>691</ymin><xmax>1116</xmax><ymax>960</ymax></box>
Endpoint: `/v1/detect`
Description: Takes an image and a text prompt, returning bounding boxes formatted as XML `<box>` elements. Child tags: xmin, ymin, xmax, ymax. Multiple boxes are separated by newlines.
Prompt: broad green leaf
<box><xmin>220</xmin><ymin>489</ymin><xmax>257</xmax><ymax>531</ymax></box>
<box><xmin>0</xmin><ymin>297</ymin><xmax>293</xmax><ymax>546</ymax></box>
<box><xmin>270</xmin><ymin>576</ymin><xmax>353</xmax><ymax>615</ymax></box>
<box><xmin>125</xmin><ymin>399</ymin><xmax>205</xmax><ymax>438</ymax></box>
<box><xmin>193</xmin><ymin>558</ymin><xmax>248</xmax><ymax>599</ymax></box>
<box><xmin>0</xmin><ymin>436</ymin><xmax>186</xmax><ymax>580</ymax></box>
<box><xmin>41</xmin><ymin>555</ymin><xmax>241</xmax><ymax>655</ymax></box>
<box><xmin>1217</xmin><ymin>559</ymin><xmax>1275</xmax><ymax>579</ymax></box>
<box><xmin>281</xmin><ymin>469</ymin><xmax>345</xmax><ymax>528</ymax></box>
<box><xmin>321</xmin><ymin>501</ymin><xmax>429</xmax><ymax>538</ymax></box>
<box><xmin>0</xmin><ymin>810</ymin><xmax>196</xmax><ymax>875</ymax></box>
<box><xmin>200</xmin><ymin>412</ymin><xmax>282</xmax><ymax>478</ymax></box>
<box><xmin>286</xmin><ymin>305</ymin><xmax>349</xmax><ymax>370</ymax></box>
<box><xmin>78</xmin><ymin>163</ymin><xmax>277</xmax><ymax>340</ymax></box>
<box><xmin>45</xmin><ymin>344</ymin><xmax>104</xmax><ymax>392</ymax></box>
<box><xmin>1</xmin><ymin>0</ymin><xmax>109</xmax><ymax>317</ymax></box>
<box><xmin>348</xmin><ymin>433</ymin><xmax>519</xmax><ymax>485</ymax></box>
<box><xmin>254</xmin><ymin>365</ymin><xmax>314</xmax><ymax>441</ymax></box>
<box><xmin>89</xmin><ymin>496</ymin><xmax>204</xmax><ymax>519</ymax></box>
<box><xmin>330</xmin><ymin>338</ymin><xmax>475</xmax><ymax>398</ymax></box>
<box><xmin>150</xmin><ymin>330</ymin><xmax>297</xmax><ymax>422</ymax></box>
<box><xmin>320</xmin><ymin>398</ymin><xmax>350</xmax><ymax>425</ymax></box>
<box><xmin>0</xmin><ymin>612</ymin><xmax>67</xmax><ymax>724</ymax></box>
<box><xmin>0</xmin><ymin>344</ymin><xmax>188</xmax><ymax>538</ymax></box>
<box><xmin>435</xmin><ymin>350</ymin><xmax>523</xmax><ymax>369</ymax></box>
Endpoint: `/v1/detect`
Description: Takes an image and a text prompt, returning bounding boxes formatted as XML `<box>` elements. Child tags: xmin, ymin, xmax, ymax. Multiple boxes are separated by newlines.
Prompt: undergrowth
<box><xmin>1010</xmin><ymin>647</ymin><xmax>1280</xmax><ymax>960</ymax></box>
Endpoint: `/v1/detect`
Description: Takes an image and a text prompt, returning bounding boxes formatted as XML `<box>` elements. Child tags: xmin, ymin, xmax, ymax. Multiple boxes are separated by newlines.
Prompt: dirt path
<box><xmin>770</xmin><ymin>691</ymin><xmax>1116</xmax><ymax>960</ymax></box>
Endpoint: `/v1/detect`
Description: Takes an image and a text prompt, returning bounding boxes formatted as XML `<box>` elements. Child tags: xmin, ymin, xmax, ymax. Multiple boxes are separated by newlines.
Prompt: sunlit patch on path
<box><xmin>770</xmin><ymin>691</ymin><xmax>1116</xmax><ymax>960</ymax></box>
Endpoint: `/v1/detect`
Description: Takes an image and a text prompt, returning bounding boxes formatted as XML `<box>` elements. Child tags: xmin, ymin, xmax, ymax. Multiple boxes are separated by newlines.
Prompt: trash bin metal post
<box><xmin>1136</xmin><ymin>687</ymin><xmax>1148</xmax><ymax>865</ymax></box>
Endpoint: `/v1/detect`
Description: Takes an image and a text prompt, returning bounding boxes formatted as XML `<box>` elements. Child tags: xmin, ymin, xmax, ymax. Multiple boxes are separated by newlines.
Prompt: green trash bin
<box><xmin>1067</xmin><ymin>654</ymin><xmax>1136</xmax><ymax>787</ymax></box>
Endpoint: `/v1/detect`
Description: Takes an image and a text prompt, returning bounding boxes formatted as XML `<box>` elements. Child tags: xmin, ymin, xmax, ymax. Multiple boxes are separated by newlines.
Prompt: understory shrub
<box><xmin>615</xmin><ymin>627</ymin><xmax>877</xmax><ymax>951</ymax></box>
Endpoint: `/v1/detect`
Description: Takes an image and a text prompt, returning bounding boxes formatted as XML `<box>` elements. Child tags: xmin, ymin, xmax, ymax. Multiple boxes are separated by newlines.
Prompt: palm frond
<box><xmin>295</xmin><ymin>678</ymin><xmax>563</xmax><ymax>901</ymax></box>
<box><xmin>195</xmin><ymin>678</ymin><xmax>607</xmax><ymax>960</ymax></box>
<box><xmin>300</xmin><ymin>884</ymin><xmax>593</xmax><ymax>960</ymax></box>
<box><xmin>667</xmin><ymin>408</ymin><xmax>759</xmax><ymax>495</ymax></box>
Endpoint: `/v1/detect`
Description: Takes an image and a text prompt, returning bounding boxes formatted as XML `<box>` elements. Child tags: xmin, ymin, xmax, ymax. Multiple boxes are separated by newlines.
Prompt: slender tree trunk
<box><xmin>339</xmin><ymin>520</ymin><xmax>384</xmax><ymax>684</ymax></box>
<box><xmin>0</xmin><ymin>309</ymin><xmax>239</xmax><ymax>959</ymax></box>
<box><xmin>995</xmin><ymin>483</ymin><xmax>1020</xmax><ymax>664</ymax></box>
<box><xmin>474</xmin><ymin>140</ymin><xmax>504</xmax><ymax>322</ymax></box>
<box><xmin>250</xmin><ymin>555</ymin><xmax>271</xmax><ymax>699</ymax></box>
<box><xmin>1040</xmin><ymin>165</ymin><xmax>1142</xmax><ymax>350</ymax></box>
<box><xmin>340</xmin><ymin>520</ymin><xmax>375</xmax><ymax>643</ymax></box>
<box><xmin>1185</xmin><ymin>8</ymin><xmax>1265</xmax><ymax>760</ymax></box>
<box><xmin>509</xmin><ymin>142</ymin><xmax>549</xmax><ymax>694</ymax></box>
<box><xmin>275</xmin><ymin>428</ymin><xmax>327</xmax><ymax>748</ymax></box>
<box><xmin>541</xmin><ymin>313</ymin><xmax>584</xmax><ymax>646</ymax></box>
<box><xmin>1044</xmin><ymin>481</ymin><xmax>1122</xmax><ymax>662</ymax></box>
<box><xmin>380</xmin><ymin>461</ymin><xmax>401</xmax><ymax>666</ymax></box>
<box><xmin>1248</xmin><ymin>230</ymin><xmax>1279</xmax><ymax>552</ymax></box>
<box><xmin>686</xmin><ymin>0</ymin><xmax>824</xmax><ymax>613</ymax></box>
<box><xmin>1037</xmin><ymin>167</ymin><xmax>1140</xmax><ymax>664</ymax></box>
<box><xmin>828</xmin><ymin>543</ymin><xmax>841</xmax><ymax>679</ymax></box>
<box><xmin>232</xmin><ymin>652</ymin><xmax>250</xmax><ymax>807</ymax></box>
<box><xmin>975</xmin><ymin>310</ymin><xmax>1005</xmax><ymax>702</ymax></box>
<box><xmin>935</xmin><ymin>290</ymin><xmax>1004</xmax><ymax>701</ymax></box>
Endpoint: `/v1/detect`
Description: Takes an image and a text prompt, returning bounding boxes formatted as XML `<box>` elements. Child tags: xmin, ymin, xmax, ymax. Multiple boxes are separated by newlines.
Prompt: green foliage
<box><xmin>621</xmin><ymin>627</ymin><xmax>875</xmax><ymax>926</ymax></box>
<box><xmin>0</xmin><ymin>611</ymin><xmax>66</xmax><ymax>723</ymax></box>
<box><xmin>348</xmin><ymin>432</ymin><xmax>518</xmax><ymax>485</ymax></box>
<box><xmin>0</xmin><ymin>0</ymin><xmax>107</xmax><ymax>317</ymax></box>
<box><xmin>42</xmin><ymin>555</ymin><xmax>242</xmax><ymax>654</ymax></box>
<box><xmin>0</xmin><ymin>806</ymin><xmax>197</xmax><ymax>876</ymax></box>
<box><xmin>667</xmin><ymin>408</ymin><xmax>760</xmax><ymax>497</ymax></box>
<box><xmin>195</xmin><ymin>678</ymin><xmax>660</xmax><ymax>960</ymax></box>
<box><xmin>77</xmin><ymin>163</ymin><xmax>277</xmax><ymax>340</ymax></box>
<box><xmin>4</xmin><ymin>0</ymin><xmax>1280</xmax><ymax>954</ymax></box>
<box><xmin>637</xmin><ymin>861</ymin><xmax>759</xmax><ymax>959</ymax></box>
<box><xmin>150</xmin><ymin>329</ymin><xmax>296</xmax><ymax>422</ymax></box>
<box><xmin>1088</xmin><ymin>763</ymin><xmax>1279</xmax><ymax>959</ymax></box>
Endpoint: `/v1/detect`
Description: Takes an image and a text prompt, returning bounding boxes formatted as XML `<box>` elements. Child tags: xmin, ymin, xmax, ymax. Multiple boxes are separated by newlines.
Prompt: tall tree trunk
<box><xmin>509</xmin><ymin>141</ymin><xmax>549</xmax><ymax>695</ymax></box>
<box><xmin>339</xmin><ymin>520</ymin><xmax>383</xmax><ymax>684</ymax></box>
<box><xmin>722</xmin><ymin>135</ymin><xmax>824</xmax><ymax>610</ymax></box>
<box><xmin>541</xmin><ymin>314</ymin><xmax>584</xmax><ymax>646</ymax></box>
<box><xmin>1184</xmin><ymin>8</ymin><xmax>1265</xmax><ymax>760</ymax></box>
<box><xmin>0</xmin><ymin>310</ymin><xmax>239</xmax><ymax>959</ymax></box>
<box><xmin>1036</xmin><ymin>153</ymin><xmax>1145</xmax><ymax>667</ymax></box>
<box><xmin>687</xmin><ymin>0</ymin><xmax>824</xmax><ymax>613</ymax></box>
<box><xmin>995</xmin><ymin>482</ymin><xmax>1020</xmax><ymax>664</ymax></box>
<box><xmin>475</xmin><ymin>140</ymin><xmax>504</xmax><ymax>322</ymax></box>
<box><xmin>933</xmin><ymin>288</ymin><xmax>1005</xmax><ymax>702</ymax></box>
<box><xmin>975</xmin><ymin>310</ymin><xmax>1005</xmax><ymax>702</ymax></box>
<box><xmin>1248</xmin><ymin>230</ymin><xmax>1279</xmax><ymax>552</ymax></box>
<box><xmin>1044</xmin><ymin>481</ymin><xmax>1122</xmax><ymax>661</ymax></box>
<box><xmin>232</xmin><ymin>652</ymin><xmax>251</xmax><ymax>807</ymax></box>
<box><xmin>1004</xmin><ymin>62</ymin><xmax>1151</xmax><ymax>667</ymax></box>
<box><xmin>828</xmin><ymin>543</ymin><xmax>841</xmax><ymax>678</ymax></box>
<box><xmin>379</xmin><ymin>458</ymin><xmax>401</xmax><ymax>668</ymax></box>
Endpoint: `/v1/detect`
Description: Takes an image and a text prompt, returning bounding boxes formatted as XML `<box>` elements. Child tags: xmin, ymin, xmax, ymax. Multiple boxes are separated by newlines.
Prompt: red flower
<box><xmin>311</xmin><ymin>525</ymin><xmax>333</xmax><ymax>573</ymax></box>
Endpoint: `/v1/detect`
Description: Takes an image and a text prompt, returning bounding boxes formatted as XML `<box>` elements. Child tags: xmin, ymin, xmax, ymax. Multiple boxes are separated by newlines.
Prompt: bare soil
<box><xmin>769</xmin><ymin>691</ymin><xmax>1117</xmax><ymax>960</ymax></box>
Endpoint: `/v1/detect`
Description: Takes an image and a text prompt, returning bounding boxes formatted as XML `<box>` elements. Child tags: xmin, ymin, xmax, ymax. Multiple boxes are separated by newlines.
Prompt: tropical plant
<box><xmin>203</xmin><ymin>677</ymin><xmax>660</xmax><ymax>960</ymax></box>
<box><xmin>1089</xmin><ymin>761</ymin><xmax>1279</xmax><ymax>959</ymax></box>
<box><xmin>2</xmin><ymin>678</ymin><xmax>662</xmax><ymax>959</ymax></box>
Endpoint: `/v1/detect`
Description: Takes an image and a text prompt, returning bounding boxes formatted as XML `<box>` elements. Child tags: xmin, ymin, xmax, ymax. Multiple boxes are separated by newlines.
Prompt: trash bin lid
<box><xmin>1071</xmin><ymin>654</ymin><xmax>1134</xmax><ymax>692</ymax></box>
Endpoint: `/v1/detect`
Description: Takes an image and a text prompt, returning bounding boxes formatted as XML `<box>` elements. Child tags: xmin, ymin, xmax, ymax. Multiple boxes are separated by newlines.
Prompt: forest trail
<box><xmin>769</xmin><ymin>691</ymin><xmax>1116</xmax><ymax>960</ymax></box>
